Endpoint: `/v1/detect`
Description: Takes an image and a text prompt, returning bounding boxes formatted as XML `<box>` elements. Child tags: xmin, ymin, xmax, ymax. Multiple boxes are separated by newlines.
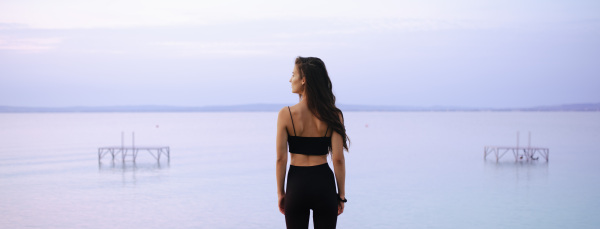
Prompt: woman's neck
<box><xmin>299</xmin><ymin>95</ymin><xmax>309</xmax><ymax>105</ymax></box>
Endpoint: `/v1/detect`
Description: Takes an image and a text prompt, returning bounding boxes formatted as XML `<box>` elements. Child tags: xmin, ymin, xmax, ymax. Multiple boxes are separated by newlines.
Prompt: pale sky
<box><xmin>1</xmin><ymin>0</ymin><xmax>598</xmax><ymax>108</ymax></box>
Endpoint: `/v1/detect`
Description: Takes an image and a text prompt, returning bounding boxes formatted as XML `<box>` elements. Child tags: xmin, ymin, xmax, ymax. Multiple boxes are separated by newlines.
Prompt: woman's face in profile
<box><xmin>290</xmin><ymin>65</ymin><xmax>304</xmax><ymax>94</ymax></box>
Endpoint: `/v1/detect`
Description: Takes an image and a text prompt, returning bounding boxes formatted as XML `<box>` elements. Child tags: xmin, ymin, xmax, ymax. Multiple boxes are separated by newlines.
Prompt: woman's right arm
<box><xmin>276</xmin><ymin>107</ymin><xmax>289</xmax><ymax>214</ymax></box>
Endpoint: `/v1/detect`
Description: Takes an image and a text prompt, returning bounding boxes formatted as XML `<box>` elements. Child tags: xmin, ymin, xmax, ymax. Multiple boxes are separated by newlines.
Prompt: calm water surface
<box><xmin>0</xmin><ymin>112</ymin><xmax>599</xmax><ymax>228</ymax></box>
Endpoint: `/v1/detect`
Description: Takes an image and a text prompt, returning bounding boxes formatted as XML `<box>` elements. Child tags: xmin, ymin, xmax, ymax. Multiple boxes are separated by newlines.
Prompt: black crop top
<box><xmin>287</xmin><ymin>106</ymin><xmax>331</xmax><ymax>155</ymax></box>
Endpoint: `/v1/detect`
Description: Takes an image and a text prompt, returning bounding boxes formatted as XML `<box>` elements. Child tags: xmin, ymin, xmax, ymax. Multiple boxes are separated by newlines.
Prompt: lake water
<box><xmin>0</xmin><ymin>112</ymin><xmax>599</xmax><ymax>229</ymax></box>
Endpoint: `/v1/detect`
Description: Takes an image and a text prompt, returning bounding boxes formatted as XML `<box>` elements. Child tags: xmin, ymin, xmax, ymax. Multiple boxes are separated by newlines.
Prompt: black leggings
<box><xmin>285</xmin><ymin>163</ymin><xmax>338</xmax><ymax>229</ymax></box>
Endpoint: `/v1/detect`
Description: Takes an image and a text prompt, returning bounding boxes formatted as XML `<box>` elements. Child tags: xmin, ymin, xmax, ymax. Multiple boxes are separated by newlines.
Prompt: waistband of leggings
<box><xmin>289</xmin><ymin>162</ymin><xmax>329</xmax><ymax>169</ymax></box>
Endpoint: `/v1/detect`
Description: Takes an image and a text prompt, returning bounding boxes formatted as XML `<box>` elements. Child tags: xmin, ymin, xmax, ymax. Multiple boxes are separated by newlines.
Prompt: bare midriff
<box><xmin>290</xmin><ymin>153</ymin><xmax>328</xmax><ymax>166</ymax></box>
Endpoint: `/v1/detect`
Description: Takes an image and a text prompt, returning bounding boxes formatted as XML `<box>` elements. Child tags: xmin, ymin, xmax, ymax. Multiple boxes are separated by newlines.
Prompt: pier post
<box><xmin>495</xmin><ymin>147</ymin><xmax>498</xmax><ymax>162</ymax></box>
<box><xmin>528</xmin><ymin>131</ymin><xmax>531</xmax><ymax>149</ymax></box>
<box><xmin>516</xmin><ymin>131</ymin><xmax>520</xmax><ymax>149</ymax></box>
<box><xmin>484</xmin><ymin>146</ymin><xmax>487</xmax><ymax>160</ymax></box>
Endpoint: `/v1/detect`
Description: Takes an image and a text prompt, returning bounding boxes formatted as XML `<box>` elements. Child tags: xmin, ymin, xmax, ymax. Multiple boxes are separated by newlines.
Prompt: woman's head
<box><xmin>292</xmin><ymin>57</ymin><xmax>333</xmax><ymax>103</ymax></box>
<box><xmin>290</xmin><ymin>56</ymin><xmax>350</xmax><ymax>152</ymax></box>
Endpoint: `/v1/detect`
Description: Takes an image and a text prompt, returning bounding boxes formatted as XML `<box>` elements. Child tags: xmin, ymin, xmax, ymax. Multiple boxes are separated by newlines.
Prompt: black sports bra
<box><xmin>287</xmin><ymin>106</ymin><xmax>331</xmax><ymax>155</ymax></box>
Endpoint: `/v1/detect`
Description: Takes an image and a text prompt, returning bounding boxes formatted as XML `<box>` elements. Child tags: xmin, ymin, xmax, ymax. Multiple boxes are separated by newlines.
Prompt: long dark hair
<box><xmin>295</xmin><ymin>56</ymin><xmax>350</xmax><ymax>152</ymax></box>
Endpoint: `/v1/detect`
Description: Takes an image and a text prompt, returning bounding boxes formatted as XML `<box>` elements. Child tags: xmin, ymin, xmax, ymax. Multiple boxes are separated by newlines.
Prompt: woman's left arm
<box><xmin>331</xmin><ymin>114</ymin><xmax>346</xmax><ymax>215</ymax></box>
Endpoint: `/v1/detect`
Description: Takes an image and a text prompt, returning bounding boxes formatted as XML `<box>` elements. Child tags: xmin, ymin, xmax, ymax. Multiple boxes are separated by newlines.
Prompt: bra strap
<box><xmin>287</xmin><ymin>106</ymin><xmax>297</xmax><ymax>136</ymax></box>
<box><xmin>324</xmin><ymin>126</ymin><xmax>329</xmax><ymax>137</ymax></box>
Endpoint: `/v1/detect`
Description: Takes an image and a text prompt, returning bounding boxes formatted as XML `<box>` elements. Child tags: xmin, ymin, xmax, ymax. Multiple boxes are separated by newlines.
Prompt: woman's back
<box><xmin>287</xmin><ymin>104</ymin><xmax>330</xmax><ymax>137</ymax></box>
<box><xmin>286</xmin><ymin>103</ymin><xmax>330</xmax><ymax>166</ymax></box>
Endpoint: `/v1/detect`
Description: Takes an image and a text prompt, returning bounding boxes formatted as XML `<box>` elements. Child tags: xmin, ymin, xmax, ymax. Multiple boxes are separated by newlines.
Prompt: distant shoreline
<box><xmin>1</xmin><ymin>103</ymin><xmax>599</xmax><ymax>113</ymax></box>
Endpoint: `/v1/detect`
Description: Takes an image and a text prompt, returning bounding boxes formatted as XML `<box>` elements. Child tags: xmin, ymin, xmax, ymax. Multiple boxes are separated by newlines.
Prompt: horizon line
<box><xmin>1</xmin><ymin>102</ymin><xmax>599</xmax><ymax>112</ymax></box>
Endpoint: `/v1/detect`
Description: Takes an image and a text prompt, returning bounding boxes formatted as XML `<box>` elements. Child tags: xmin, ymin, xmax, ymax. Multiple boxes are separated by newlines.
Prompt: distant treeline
<box><xmin>1</xmin><ymin>103</ymin><xmax>599</xmax><ymax>113</ymax></box>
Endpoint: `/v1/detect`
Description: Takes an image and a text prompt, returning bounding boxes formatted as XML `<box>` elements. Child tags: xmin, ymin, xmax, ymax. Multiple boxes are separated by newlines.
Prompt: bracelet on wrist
<box><xmin>337</xmin><ymin>194</ymin><xmax>347</xmax><ymax>203</ymax></box>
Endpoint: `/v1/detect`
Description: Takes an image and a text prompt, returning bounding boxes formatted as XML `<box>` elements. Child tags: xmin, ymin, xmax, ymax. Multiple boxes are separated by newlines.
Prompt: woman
<box><xmin>276</xmin><ymin>57</ymin><xmax>350</xmax><ymax>229</ymax></box>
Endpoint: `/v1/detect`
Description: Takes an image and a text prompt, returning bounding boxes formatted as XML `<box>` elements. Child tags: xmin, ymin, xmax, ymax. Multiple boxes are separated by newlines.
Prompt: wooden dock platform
<box><xmin>484</xmin><ymin>132</ymin><xmax>549</xmax><ymax>162</ymax></box>
<box><xmin>484</xmin><ymin>146</ymin><xmax>549</xmax><ymax>162</ymax></box>
<box><xmin>98</xmin><ymin>146</ymin><xmax>170</xmax><ymax>163</ymax></box>
<box><xmin>98</xmin><ymin>132</ymin><xmax>170</xmax><ymax>163</ymax></box>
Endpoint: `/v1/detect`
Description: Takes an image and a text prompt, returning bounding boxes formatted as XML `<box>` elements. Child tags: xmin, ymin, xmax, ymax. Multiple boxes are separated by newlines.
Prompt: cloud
<box><xmin>148</xmin><ymin>40</ymin><xmax>349</xmax><ymax>57</ymax></box>
<box><xmin>0</xmin><ymin>37</ymin><xmax>62</xmax><ymax>52</ymax></box>
<box><xmin>0</xmin><ymin>23</ymin><xmax>28</xmax><ymax>30</ymax></box>
<box><xmin>0</xmin><ymin>0</ymin><xmax>493</xmax><ymax>30</ymax></box>
<box><xmin>150</xmin><ymin>41</ymin><xmax>270</xmax><ymax>56</ymax></box>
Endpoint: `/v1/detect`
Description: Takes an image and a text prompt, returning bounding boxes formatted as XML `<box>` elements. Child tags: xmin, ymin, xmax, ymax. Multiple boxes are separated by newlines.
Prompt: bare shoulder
<box><xmin>277</xmin><ymin>106</ymin><xmax>291</xmax><ymax>123</ymax></box>
<box><xmin>279</xmin><ymin>104</ymin><xmax>301</xmax><ymax>117</ymax></box>
<box><xmin>278</xmin><ymin>106</ymin><xmax>288</xmax><ymax>115</ymax></box>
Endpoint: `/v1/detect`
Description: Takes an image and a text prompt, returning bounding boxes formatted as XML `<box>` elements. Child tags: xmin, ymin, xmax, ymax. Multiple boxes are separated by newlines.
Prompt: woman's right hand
<box><xmin>278</xmin><ymin>193</ymin><xmax>285</xmax><ymax>215</ymax></box>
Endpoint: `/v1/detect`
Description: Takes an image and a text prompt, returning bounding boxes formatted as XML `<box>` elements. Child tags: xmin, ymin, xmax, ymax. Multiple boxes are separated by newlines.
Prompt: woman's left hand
<box><xmin>337</xmin><ymin>201</ymin><xmax>344</xmax><ymax>215</ymax></box>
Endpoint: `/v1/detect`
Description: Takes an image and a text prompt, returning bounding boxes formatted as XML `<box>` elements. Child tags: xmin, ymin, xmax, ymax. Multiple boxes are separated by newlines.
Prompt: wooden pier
<box><xmin>484</xmin><ymin>132</ymin><xmax>549</xmax><ymax>162</ymax></box>
<box><xmin>98</xmin><ymin>132</ymin><xmax>170</xmax><ymax>163</ymax></box>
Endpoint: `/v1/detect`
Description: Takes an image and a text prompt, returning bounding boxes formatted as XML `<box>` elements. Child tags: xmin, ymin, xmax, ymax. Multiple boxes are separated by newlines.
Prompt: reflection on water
<box><xmin>98</xmin><ymin>161</ymin><xmax>169</xmax><ymax>185</ymax></box>
<box><xmin>484</xmin><ymin>160</ymin><xmax>549</xmax><ymax>182</ymax></box>
<box><xmin>485</xmin><ymin>160</ymin><xmax>549</xmax><ymax>167</ymax></box>
<box><xmin>98</xmin><ymin>160</ymin><xmax>169</xmax><ymax>171</ymax></box>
